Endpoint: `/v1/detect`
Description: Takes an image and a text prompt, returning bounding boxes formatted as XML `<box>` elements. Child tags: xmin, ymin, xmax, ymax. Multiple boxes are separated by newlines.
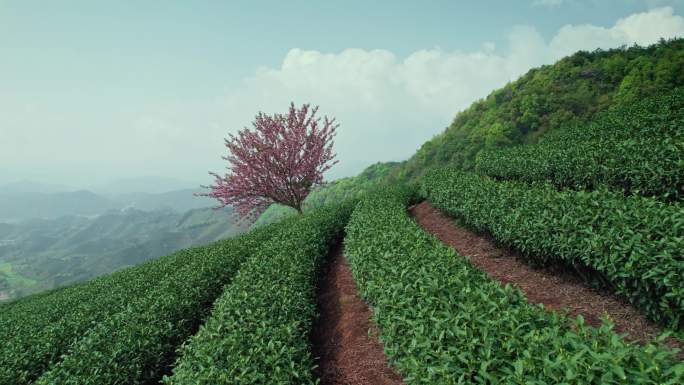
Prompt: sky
<box><xmin>1</xmin><ymin>0</ymin><xmax>684</xmax><ymax>191</ymax></box>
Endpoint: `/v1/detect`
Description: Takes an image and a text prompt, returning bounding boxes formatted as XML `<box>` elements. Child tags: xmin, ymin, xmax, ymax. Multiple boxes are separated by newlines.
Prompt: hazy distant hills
<box><xmin>109</xmin><ymin>188</ymin><xmax>215</xmax><ymax>213</ymax></box>
<box><xmin>0</xmin><ymin>190</ymin><xmax>118</xmax><ymax>223</ymax></box>
<box><xmin>93</xmin><ymin>176</ymin><xmax>202</xmax><ymax>195</ymax></box>
<box><xmin>0</xmin><ymin>181</ymin><xmax>214</xmax><ymax>223</ymax></box>
<box><xmin>0</xmin><ymin>205</ymin><xmax>250</xmax><ymax>300</ymax></box>
<box><xmin>0</xmin><ymin>180</ymin><xmax>72</xmax><ymax>194</ymax></box>
<box><xmin>0</xmin><ymin>178</ymin><xmax>245</xmax><ymax>301</ymax></box>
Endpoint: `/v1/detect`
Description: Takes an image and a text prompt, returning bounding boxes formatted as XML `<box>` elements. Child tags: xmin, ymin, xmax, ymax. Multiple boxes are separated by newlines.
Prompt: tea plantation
<box><xmin>2</xmin><ymin>39</ymin><xmax>684</xmax><ymax>384</ymax></box>
<box><xmin>475</xmin><ymin>89</ymin><xmax>684</xmax><ymax>201</ymax></box>
<box><xmin>422</xmin><ymin>169</ymin><xmax>684</xmax><ymax>330</ymax></box>
<box><xmin>345</xmin><ymin>187</ymin><xmax>684</xmax><ymax>384</ymax></box>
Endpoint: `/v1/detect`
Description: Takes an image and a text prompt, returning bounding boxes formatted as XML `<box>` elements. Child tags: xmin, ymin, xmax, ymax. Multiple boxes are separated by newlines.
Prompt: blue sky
<box><xmin>1</xmin><ymin>0</ymin><xmax>684</xmax><ymax>190</ymax></box>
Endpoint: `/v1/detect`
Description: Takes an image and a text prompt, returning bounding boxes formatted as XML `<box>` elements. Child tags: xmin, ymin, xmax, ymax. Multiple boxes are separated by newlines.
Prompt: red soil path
<box><xmin>311</xmin><ymin>245</ymin><xmax>406</xmax><ymax>385</ymax></box>
<box><xmin>410</xmin><ymin>200</ymin><xmax>684</xmax><ymax>357</ymax></box>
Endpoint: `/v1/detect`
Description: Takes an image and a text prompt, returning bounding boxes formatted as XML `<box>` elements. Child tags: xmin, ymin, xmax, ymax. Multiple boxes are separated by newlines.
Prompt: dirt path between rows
<box><xmin>410</xmin><ymin>200</ymin><xmax>684</xmax><ymax>358</ymax></box>
<box><xmin>311</xmin><ymin>245</ymin><xmax>406</xmax><ymax>385</ymax></box>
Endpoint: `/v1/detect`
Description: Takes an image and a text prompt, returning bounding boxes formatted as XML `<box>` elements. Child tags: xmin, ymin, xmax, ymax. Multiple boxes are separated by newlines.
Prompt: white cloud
<box><xmin>550</xmin><ymin>6</ymin><xmax>684</xmax><ymax>57</ymax></box>
<box><xmin>617</xmin><ymin>6</ymin><xmax>684</xmax><ymax>44</ymax></box>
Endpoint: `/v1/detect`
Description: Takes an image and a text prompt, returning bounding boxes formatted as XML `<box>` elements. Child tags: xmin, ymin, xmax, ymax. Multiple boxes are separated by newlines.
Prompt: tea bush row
<box><xmin>163</xmin><ymin>201</ymin><xmax>354</xmax><ymax>384</ymax></box>
<box><xmin>344</xmin><ymin>187</ymin><xmax>684</xmax><ymax>384</ymax></box>
<box><xmin>476</xmin><ymin>89</ymin><xmax>684</xmax><ymax>201</ymax></box>
<box><xmin>475</xmin><ymin>135</ymin><xmax>684</xmax><ymax>201</ymax></box>
<box><xmin>541</xmin><ymin>87</ymin><xmax>684</xmax><ymax>144</ymax></box>
<box><xmin>0</xmin><ymin>226</ymin><xmax>274</xmax><ymax>385</ymax></box>
<box><xmin>422</xmin><ymin>168</ymin><xmax>684</xmax><ymax>330</ymax></box>
<box><xmin>31</xmin><ymin>222</ymin><xmax>280</xmax><ymax>385</ymax></box>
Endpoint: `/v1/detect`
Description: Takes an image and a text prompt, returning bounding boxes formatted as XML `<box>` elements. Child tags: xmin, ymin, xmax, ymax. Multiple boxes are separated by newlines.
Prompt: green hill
<box><xmin>394</xmin><ymin>38</ymin><xmax>684</xmax><ymax>181</ymax></box>
<box><xmin>251</xmin><ymin>38</ymin><xmax>684</xmax><ymax>333</ymax></box>
<box><xmin>252</xmin><ymin>38</ymin><xmax>684</xmax><ymax>215</ymax></box>
<box><xmin>0</xmin><ymin>206</ymin><xmax>250</xmax><ymax>301</ymax></box>
<box><xmin>3</xmin><ymin>38</ymin><xmax>684</xmax><ymax>385</ymax></box>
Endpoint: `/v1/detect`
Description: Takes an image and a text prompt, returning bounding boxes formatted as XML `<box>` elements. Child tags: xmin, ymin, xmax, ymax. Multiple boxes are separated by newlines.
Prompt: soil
<box><xmin>410</xmin><ymin>200</ymin><xmax>684</xmax><ymax>358</ymax></box>
<box><xmin>311</xmin><ymin>245</ymin><xmax>406</xmax><ymax>385</ymax></box>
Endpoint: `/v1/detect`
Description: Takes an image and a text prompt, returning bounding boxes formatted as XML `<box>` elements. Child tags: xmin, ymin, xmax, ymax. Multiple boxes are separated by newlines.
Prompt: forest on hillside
<box><xmin>397</xmin><ymin>38</ymin><xmax>684</xmax><ymax>180</ymax></box>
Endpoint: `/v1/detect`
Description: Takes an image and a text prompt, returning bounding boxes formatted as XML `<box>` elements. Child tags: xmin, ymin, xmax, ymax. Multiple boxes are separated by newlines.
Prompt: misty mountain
<box><xmin>0</xmin><ymin>181</ymin><xmax>229</xmax><ymax>302</ymax></box>
<box><xmin>0</xmin><ymin>180</ymin><xmax>73</xmax><ymax>194</ymax></box>
<box><xmin>0</xmin><ymin>190</ymin><xmax>119</xmax><ymax>223</ymax></box>
<box><xmin>93</xmin><ymin>176</ymin><xmax>201</xmax><ymax>195</ymax></box>
<box><xmin>0</xmin><ymin>186</ymin><xmax>214</xmax><ymax>223</ymax></box>
<box><xmin>0</xmin><ymin>205</ymin><xmax>249</xmax><ymax>301</ymax></box>
<box><xmin>108</xmin><ymin>188</ymin><xmax>214</xmax><ymax>212</ymax></box>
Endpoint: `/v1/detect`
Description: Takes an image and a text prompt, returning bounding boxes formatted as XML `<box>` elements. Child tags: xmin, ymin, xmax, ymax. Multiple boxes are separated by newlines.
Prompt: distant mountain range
<box><xmin>108</xmin><ymin>188</ymin><xmax>215</xmax><ymax>213</ymax></box>
<box><xmin>0</xmin><ymin>205</ymin><xmax>250</xmax><ymax>301</ymax></box>
<box><xmin>0</xmin><ymin>182</ymin><xmax>215</xmax><ymax>223</ymax></box>
<box><xmin>0</xmin><ymin>178</ymin><xmax>244</xmax><ymax>302</ymax></box>
<box><xmin>0</xmin><ymin>190</ymin><xmax>118</xmax><ymax>223</ymax></box>
<box><xmin>0</xmin><ymin>180</ymin><xmax>73</xmax><ymax>194</ymax></box>
<box><xmin>92</xmin><ymin>176</ymin><xmax>203</xmax><ymax>195</ymax></box>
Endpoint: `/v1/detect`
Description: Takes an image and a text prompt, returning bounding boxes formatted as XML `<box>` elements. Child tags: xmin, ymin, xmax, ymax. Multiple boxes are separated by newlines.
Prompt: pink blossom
<box><xmin>201</xmin><ymin>102</ymin><xmax>338</xmax><ymax>219</ymax></box>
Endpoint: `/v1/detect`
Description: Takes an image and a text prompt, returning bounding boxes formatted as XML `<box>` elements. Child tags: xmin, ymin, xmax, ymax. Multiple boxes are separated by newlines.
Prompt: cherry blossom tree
<box><xmin>202</xmin><ymin>103</ymin><xmax>338</xmax><ymax>219</ymax></box>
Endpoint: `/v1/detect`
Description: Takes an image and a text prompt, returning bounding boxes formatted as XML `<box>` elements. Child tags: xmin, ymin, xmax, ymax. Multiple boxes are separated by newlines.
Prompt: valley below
<box><xmin>0</xmin><ymin>190</ymin><xmax>251</xmax><ymax>302</ymax></box>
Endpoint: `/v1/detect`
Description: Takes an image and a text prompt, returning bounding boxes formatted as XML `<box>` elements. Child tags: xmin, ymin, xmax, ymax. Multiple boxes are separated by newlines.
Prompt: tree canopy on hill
<box><xmin>395</xmin><ymin>38</ymin><xmax>684</xmax><ymax>180</ymax></box>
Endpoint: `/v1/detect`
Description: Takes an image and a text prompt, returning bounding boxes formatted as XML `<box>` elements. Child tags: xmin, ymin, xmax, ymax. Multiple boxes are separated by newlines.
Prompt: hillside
<box><xmin>108</xmin><ymin>188</ymin><xmax>214</xmax><ymax>212</ymax></box>
<box><xmin>251</xmin><ymin>38</ymin><xmax>684</xmax><ymax>217</ymax></box>
<box><xmin>0</xmin><ymin>185</ymin><xmax>214</xmax><ymax>223</ymax></box>
<box><xmin>3</xmin><ymin>39</ymin><xmax>684</xmax><ymax>384</ymax></box>
<box><xmin>0</xmin><ymin>190</ymin><xmax>119</xmax><ymax>223</ymax></box>
<box><xmin>0</xmin><ymin>206</ymin><xmax>250</xmax><ymax>301</ymax></box>
<box><xmin>393</xmin><ymin>38</ymin><xmax>684</xmax><ymax>181</ymax></box>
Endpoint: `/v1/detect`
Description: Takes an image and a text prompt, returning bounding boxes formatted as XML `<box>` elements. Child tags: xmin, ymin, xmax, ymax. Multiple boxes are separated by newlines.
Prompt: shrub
<box><xmin>163</xmin><ymin>201</ymin><xmax>354</xmax><ymax>384</ymax></box>
<box><xmin>25</xmin><ymin>226</ymin><xmax>275</xmax><ymax>385</ymax></box>
<box><xmin>422</xmin><ymin>168</ymin><xmax>684</xmax><ymax>330</ymax></box>
<box><xmin>345</xmin><ymin>186</ymin><xmax>684</xmax><ymax>383</ymax></box>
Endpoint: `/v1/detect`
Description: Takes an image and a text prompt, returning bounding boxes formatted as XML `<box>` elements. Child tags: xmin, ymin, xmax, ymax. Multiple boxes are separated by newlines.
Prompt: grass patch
<box><xmin>0</xmin><ymin>260</ymin><xmax>37</xmax><ymax>288</ymax></box>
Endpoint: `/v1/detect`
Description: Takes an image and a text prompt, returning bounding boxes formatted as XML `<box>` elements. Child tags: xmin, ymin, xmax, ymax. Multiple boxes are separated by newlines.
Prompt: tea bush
<box><xmin>163</xmin><ymin>201</ymin><xmax>354</xmax><ymax>384</ymax></box>
<box><xmin>476</xmin><ymin>89</ymin><xmax>684</xmax><ymax>201</ymax></box>
<box><xmin>0</xmin><ymin>225</ymin><xmax>274</xmax><ymax>385</ymax></box>
<box><xmin>422</xmin><ymin>168</ymin><xmax>684</xmax><ymax>330</ymax></box>
<box><xmin>31</xmin><ymin>223</ymin><xmax>277</xmax><ymax>385</ymax></box>
<box><xmin>345</xmin><ymin>187</ymin><xmax>684</xmax><ymax>384</ymax></box>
